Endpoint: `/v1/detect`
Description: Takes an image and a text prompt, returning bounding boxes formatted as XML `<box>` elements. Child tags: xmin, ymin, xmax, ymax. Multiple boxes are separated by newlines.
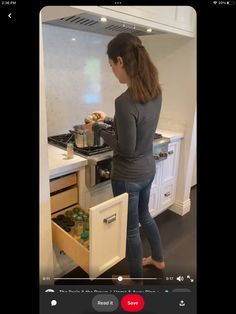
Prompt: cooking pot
<box><xmin>70</xmin><ymin>124</ymin><xmax>104</xmax><ymax>148</ymax></box>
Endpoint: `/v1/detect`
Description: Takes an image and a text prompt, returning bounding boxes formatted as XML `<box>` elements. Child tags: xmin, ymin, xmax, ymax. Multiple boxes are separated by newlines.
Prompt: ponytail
<box><xmin>107</xmin><ymin>33</ymin><xmax>162</xmax><ymax>103</ymax></box>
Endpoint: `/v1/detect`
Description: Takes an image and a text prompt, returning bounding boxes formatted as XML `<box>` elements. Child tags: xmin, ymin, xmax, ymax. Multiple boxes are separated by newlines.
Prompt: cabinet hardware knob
<box><xmin>164</xmin><ymin>192</ymin><xmax>171</xmax><ymax>197</ymax></box>
<box><xmin>60</xmin><ymin>250</ymin><xmax>66</xmax><ymax>255</ymax></box>
<box><xmin>99</xmin><ymin>169</ymin><xmax>110</xmax><ymax>179</ymax></box>
<box><xmin>103</xmin><ymin>213</ymin><xmax>116</xmax><ymax>224</ymax></box>
<box><xmin>168</xmin><ymin>150</ymin><xmax>174</xmax><ymax>155</ymax></box>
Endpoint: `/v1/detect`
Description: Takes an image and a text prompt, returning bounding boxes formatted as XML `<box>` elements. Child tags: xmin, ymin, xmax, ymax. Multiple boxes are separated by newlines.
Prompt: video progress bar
<box><xmin>54</xmin><ymin>277</ymin><xmax>163</xmax><ymax>280</ymax></box>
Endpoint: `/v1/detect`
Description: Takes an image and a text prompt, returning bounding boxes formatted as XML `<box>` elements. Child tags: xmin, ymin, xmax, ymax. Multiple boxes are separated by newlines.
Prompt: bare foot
<box><xmin>142</xmin><ymin>256</ymin><xmax>165</xmax><ymax>270</ymax></box>
<box><xmin>112</xmin><ymin>275</ymin><xmax>143</xmax><ymax>286</ymax></box>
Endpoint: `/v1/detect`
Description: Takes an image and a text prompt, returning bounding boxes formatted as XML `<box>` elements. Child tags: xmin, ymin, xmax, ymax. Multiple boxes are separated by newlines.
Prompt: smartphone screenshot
<box><xmin>39</xmin><ymin>4</ymin><xmax>197</xmax><ymax>313</ymax></box>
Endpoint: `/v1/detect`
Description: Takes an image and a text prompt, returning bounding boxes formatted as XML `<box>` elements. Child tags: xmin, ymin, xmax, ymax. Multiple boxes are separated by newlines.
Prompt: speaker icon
<box><xmin>176</xmin><ymin>276</ymin><xmax>184</xmax><ymax>282</ymax></box>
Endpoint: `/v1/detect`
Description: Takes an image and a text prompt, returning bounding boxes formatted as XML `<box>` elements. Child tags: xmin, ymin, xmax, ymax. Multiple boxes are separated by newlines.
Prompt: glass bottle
<box><xmin>74</xmin><ymin>216</ymin><xmax>84</xmax><ymax>237</ymax></box>
<box><xmin>82</xmin><ymin>214</ymin><xmax>89</xmax><ymax>232</ymax></box>
<box><xmin>67</xmin><ymin>142</ymin><xmax>74</xmax><ymax>159</ymax></box>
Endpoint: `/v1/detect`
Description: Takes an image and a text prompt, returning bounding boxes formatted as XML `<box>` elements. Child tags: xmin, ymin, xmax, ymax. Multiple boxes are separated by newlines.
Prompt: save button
<box><xmin>121</xmin><ymin>294</ymin><xmax>144</xmax><ymax>312</ymax></box>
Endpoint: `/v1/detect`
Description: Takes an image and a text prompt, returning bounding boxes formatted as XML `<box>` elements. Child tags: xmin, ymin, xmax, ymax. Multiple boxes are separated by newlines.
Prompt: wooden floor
<box><xmin>55</xmin><ymin>186</ymin><xmax>197</xmax><ymax>285</ymax></box>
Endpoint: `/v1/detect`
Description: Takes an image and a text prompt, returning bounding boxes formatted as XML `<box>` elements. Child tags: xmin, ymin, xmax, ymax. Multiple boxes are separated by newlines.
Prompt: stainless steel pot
<box><xmin>70</xmin><ymin>124</ymin><xmax>104</xmax><ymax>148</ymax></box>
<box><xmin>70</xmin><ymin>125</ymin><xmax>87</xmax><ymax>148</ymax></box>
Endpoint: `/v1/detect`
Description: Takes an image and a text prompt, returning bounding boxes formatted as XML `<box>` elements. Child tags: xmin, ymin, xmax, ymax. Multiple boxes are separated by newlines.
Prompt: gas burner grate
<box><xmin>48</xmin><ymin>133</ymin><xmax>112</xmax><ymax>156</ymax></box>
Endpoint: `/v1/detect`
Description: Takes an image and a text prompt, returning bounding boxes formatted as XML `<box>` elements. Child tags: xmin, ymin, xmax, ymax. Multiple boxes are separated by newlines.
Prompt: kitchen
<box><xmin>40</xmin><ymin>5</ymin><xmax>196</xmax><ymax>285</ymax></box>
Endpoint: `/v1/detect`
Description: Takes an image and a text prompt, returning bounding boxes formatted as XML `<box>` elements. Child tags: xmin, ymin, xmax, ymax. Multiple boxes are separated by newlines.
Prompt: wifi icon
<box><xmin>213</xmin><ymin>1</ymin><xmax>218</xmax><ymax>4</ymax></box>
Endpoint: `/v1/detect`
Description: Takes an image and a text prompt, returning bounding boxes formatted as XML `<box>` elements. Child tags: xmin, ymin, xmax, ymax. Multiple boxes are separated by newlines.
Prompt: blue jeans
<box><xmin>112</xmin><ymin>176</ymin><xmax>164</xmax><ymax>279</ymax></box>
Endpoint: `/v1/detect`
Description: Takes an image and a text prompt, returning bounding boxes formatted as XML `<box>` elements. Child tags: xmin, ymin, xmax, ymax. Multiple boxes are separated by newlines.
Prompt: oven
<box><xmin>85</xmin><ymin>156</ymin><xmax>113</xmax><ymax>188</ymax></box>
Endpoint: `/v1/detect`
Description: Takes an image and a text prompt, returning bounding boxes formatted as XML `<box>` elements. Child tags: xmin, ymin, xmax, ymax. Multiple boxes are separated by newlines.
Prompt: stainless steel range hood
<box><xmin>44</xmin><ymin>12</ymin><xmax>166</xmax><ymax>37</ymax></box>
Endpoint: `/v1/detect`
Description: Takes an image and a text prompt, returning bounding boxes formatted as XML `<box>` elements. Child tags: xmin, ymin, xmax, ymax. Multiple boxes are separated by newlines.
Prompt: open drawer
<box><xmin>51</xmin><ymin>192</ymin><xmax>128</xmax><ymax>279</ymax></box>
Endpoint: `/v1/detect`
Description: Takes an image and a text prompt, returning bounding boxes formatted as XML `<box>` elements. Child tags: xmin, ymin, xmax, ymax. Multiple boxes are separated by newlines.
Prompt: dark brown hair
<box><xmin>107</xmin><ymin>33</ymin><xmax>162</xmax><ymax>104</ymax></box>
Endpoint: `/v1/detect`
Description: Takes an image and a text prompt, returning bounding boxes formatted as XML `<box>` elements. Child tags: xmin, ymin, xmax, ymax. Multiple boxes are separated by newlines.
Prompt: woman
<box><xmin>86</xmin><ymin>33</ymin><xmax>165</xmax><ymax>285</ymax></box>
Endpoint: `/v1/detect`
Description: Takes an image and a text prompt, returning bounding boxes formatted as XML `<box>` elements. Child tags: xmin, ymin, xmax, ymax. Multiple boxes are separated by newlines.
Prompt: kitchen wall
<box><xmin>42</xmin><ymin>24</ymin><xmax>126</xmax><ymax>136</ymax></box>
<box><xmin>142</xmin><ymin>33</ymin><xmax>196</xmax><ymax>133</ymax></box>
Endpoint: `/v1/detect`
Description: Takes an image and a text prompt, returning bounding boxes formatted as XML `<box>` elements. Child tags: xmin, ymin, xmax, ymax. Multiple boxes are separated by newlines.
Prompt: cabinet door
<box><xmin>162</xmin><ymin>142</ymin><xmax>180</xmax><ymax>184</ymax></box>
<box><xmin>149</xmin><ymin>161</ymin><xmax>162</xmax><ymax>217</ymax></box>
<box><xmin>89</xmin><ymin>193</ymin><xmax>128</xmax><ymax>278</ymax></box>
<box><xmin>152</xmin><ymin>161</ymin><xmax>162</xmax><ymax>189</ymax></box>
<box><xmin>149</xmin><ymin>187</ymin><xmax>160</xmax><ymax>218</ymax></box>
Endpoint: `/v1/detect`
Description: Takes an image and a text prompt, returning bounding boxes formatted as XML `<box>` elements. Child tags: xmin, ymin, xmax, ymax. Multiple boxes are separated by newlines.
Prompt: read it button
<box><xmin>121</xmin><ymin>294</ymin><xmax>144</xmax><ymax>312</ymax></box>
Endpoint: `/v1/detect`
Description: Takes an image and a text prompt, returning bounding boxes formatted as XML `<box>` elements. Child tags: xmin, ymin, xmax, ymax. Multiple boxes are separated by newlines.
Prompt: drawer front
<box><xmin>50</xmin><ymin>173</ymin><xmax>77</xmax><ymax>193</ymax></box>
<box><xmin>89</xmin><ymin>193</ymin><xmax>128</xmax><ymax>278</ymax></box>
<box><xmin>52</xmin><ymin>219</ymin><xmax>89</xmax><ymax>274</ymax></box>
<box><xmin>51</xmin><ymin>187</ymin><xmax>78</xmax><ymax>213</ymax></box>
<box><xmin>160</xmin><ymin>182</ymin><xmax>175</xmax><ymax>210</ymax></box>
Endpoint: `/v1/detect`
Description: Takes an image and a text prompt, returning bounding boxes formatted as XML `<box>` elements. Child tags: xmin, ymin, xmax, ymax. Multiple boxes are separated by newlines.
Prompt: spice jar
<box><xmin>67</xmin><ymin>142</ymin><xmax>74</xmax><ymax>159</ymax></box>
<box><xmin>79</xmin><ymin>232</ymin><xmax>89</xmax><ymax>249</ymax></box>
<box><xmin>74</xmin><ymin>216</ymin><xmax>84</xmax><ymax>236</ymax></box>
<box><xmin>65</xmin><ymin>209</ymin><xmax>73</xmax><ymax>217</ymax></box>
<box><xmin>82</xmin><ymin>214</ymin><xmax>89</xmax><ymax>232</ymax></box>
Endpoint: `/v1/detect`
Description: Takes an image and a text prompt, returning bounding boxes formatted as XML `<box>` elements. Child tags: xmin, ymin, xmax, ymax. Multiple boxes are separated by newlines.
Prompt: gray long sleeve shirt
<box><xmin>93</xmin><ymin>89</ymin><xmax>162</xmax><ymax>181</ymax></box>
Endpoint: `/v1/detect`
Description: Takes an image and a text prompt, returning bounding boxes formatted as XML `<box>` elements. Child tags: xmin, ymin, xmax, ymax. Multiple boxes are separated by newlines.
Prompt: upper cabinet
<box><xmin>70</xmin><ymin>5</ymin><xmax>196</xmax><ymax>37</ymax></box>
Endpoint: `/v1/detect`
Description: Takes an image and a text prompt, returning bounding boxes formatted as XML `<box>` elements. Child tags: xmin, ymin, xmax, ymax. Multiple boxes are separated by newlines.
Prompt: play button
<box><xmin>121</xmin><ymin>294</ymin><xmax>144</xmax><ymax>312</ymax></box>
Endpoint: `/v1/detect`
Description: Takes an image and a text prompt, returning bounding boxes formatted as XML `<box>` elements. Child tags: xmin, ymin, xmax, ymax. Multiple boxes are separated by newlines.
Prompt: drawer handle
<box><xmin>103</xmin><ymin>214</ymin><xmax>116</xmax><ymax>224</ymax></box>
<box><xmin>164</xmin><ymin>192</ymin><xmax>171</xmax><ymax>197</ymax></box>
<box><xmin>168</xmin><ymin>150</ymin><xmax>174</xmax><ymax>155</ymax></box>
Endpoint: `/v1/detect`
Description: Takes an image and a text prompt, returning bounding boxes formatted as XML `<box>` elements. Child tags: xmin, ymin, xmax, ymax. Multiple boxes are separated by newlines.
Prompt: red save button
<box><xmin>121</xmin><ymin>294</ymin><xmax>144</xmax><ymax>312</ymax></box>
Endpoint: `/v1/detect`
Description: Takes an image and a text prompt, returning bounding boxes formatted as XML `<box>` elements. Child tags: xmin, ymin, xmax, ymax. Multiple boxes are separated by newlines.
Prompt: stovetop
<box><xmin>48</xmin><ymin>132</ymin><xmax>164</xmax><ymax>157</ymax></box>
<box><xmin>48</xmin><ymin>133</ymin><xmax>113</xmax><ymax>156</ymax></box>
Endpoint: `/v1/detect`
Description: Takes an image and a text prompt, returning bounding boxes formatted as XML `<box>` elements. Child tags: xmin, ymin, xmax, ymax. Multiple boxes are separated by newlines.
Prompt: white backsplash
<box><xmin>42</xmin><ymin>24</ymin><xmax>126</xmax><ymax>136</ymax></box>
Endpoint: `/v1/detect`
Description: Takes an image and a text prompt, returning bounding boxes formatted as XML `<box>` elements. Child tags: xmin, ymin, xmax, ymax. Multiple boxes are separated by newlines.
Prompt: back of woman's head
<box><xmin>107</xmin><ymin>33</ymin><xmax>161</xmax><ymax>104</ymax></box>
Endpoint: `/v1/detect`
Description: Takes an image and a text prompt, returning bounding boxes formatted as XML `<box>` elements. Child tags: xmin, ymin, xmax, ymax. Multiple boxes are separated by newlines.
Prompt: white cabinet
<box><xmin>149</xmin><ymin>140</ymin><xmax>181</xmax><ymax>217</ymax></box>
<box><xmin>52</xmin><ymin>193</ymin><xmax>128</xmax><ymax>279</ymax></box>
<box><xmin>74</xmin><ymin>5</ymin><xmax>196</xmax><ymax>37</ymax></box>
<box><xmin>102</xmin><ymin>6</ymin><xmax>196</xmax><ymax>36</ymax></box>
<box><xmin>162</xmin><ymin>141</ymin><xmax>179</xmax><ymax>184</ymax></box>
<box><xmin>53</xmin><ymin>245</ymin><xmax>77</xmax><ymax>278</ymax></box>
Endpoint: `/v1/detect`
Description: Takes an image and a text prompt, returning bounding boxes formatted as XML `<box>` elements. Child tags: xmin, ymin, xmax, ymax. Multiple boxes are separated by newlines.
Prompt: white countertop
<box><xmin>48</xmin><ymin>129</ymin><xmax>183</xmax><ymax>179</ymax></box>
<box><xmin>48</xmin><ymin>144</ymin><xmax>87</xmax><ymax>179</ymax></box>
<box><xmin>156</xmin><ymin>128</ymin><xmax>184</xmax><ymax>142</ymax></box>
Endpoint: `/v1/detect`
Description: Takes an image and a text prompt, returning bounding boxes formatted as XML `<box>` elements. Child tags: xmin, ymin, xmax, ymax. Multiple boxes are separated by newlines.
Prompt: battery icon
<box><xmin>227</xmin><ymin>0</ymin><xmax>235</xmax><ymax>4</ymax></box>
